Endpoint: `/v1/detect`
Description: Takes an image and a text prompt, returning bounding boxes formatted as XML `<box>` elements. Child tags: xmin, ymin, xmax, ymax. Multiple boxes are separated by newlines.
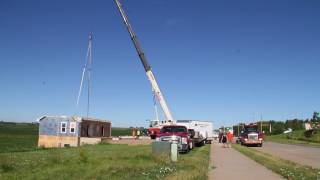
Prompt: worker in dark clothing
<box><xmin>218</xmin><ymin>131</ymin><xmax>223</xmax><ymax>143</ymax></box>
<box><xmin>222</xmin><ymin>132</ymin><xmax>227</xmax><ymax>147</ymax></box>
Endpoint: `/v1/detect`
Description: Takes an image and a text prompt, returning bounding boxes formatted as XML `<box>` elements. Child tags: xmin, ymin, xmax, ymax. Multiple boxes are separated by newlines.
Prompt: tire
<box><xmin>189</xmin><ymin>142</ymin><xmax>193</xmax><ymax>150</ymax></box>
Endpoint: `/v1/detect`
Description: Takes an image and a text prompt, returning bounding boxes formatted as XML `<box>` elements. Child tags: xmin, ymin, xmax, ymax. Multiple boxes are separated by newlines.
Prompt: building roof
<box><xmin>37</xmin><ymin>115</ymin><xmax>111</xmax><ymax>123</ymax></box>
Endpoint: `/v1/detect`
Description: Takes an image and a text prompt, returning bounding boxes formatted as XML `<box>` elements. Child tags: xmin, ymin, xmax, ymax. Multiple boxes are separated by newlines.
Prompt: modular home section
<box><xmin>38</xmin><ymin>116</ymin><xmax>111</xmax><ymax>148</ymax></box>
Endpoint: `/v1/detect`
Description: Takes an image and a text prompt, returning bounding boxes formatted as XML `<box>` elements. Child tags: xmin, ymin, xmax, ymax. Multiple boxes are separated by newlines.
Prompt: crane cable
<box><xmin>76</xmin><ymin>33</ymin><xmax>93</xmax><ymax>118</ymax></box>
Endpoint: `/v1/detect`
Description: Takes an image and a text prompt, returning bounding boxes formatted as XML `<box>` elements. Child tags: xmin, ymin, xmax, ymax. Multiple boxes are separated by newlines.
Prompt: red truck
<box><xmin>156</xmin><ymin>125</ymin><xmax>192</xmax><ymax>152</ymax></box>
<box><xmin>148</xmin><ymin>126</ymin><xmax>161</xmax><ymax>139</ymax></box>
<box><xmin>239</xmin><ymin>123</ymin><xmax>264</xmax><ymax>147</ymax></box>
<box><xmin>147</xmin><ymin>120</ymin><xmax>163</xmax><ymax>139</ymax></box>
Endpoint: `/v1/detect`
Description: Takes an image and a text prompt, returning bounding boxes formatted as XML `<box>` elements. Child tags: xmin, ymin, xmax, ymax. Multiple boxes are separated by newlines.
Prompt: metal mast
<box><xmin>76</xmin><ymin>33</ymin><xmax>93</xmax><ymax>118</ymax></box>
<box><xmin>114</xmin><ymin>0</ymin><xmax>174</xmax><ymax>123</ymax></box>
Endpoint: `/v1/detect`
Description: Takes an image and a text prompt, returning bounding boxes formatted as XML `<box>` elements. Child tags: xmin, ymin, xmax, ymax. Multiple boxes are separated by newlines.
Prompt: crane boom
<box><xmin>114</xmin><ymin>0</ymin><xmax>174</xmax><ymax>123</ymax></box>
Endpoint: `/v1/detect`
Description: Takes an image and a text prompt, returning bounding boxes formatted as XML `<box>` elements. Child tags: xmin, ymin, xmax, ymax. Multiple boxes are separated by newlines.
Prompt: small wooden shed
<box><xmin>38</xmin><ymin>116</ymin><xmax>111</xmax><ymax>148</ymax></box>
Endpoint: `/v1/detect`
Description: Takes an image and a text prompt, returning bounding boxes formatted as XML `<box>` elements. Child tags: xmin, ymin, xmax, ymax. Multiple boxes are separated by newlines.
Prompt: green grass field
<box><xmin>111</xmin><ymin>127</ymin><xmax>132</xmax><ymax>136</ymax></box>
<box><xmin>0</xmin><ymin>122</ymin><xmax>38</xmax><ymax>153</ymax></box>
<box><xmin>0</xmin><ymin>122</ymin><xmax>210</xmax><ymax>179</ymax></box>
<box><xmin>233</xmin><ymin>144</ymin><xmax>320</xmax><ymax>180</ymax></box>
<box><xmin>266</xmin><ymin>130</ymin><xmax>320</xmax><ymax>147</ymax></box>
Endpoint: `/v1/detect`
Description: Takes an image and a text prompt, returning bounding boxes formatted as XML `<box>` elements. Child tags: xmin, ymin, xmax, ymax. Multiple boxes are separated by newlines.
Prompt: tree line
<box><xmin>232</xmin><ymin>112</ymin><xmax>320</xmax><ymax>136</ymax></box>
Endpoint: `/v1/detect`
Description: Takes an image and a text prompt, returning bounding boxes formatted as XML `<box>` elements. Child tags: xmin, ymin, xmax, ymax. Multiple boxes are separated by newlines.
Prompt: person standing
<box><xmin>226</xmin><ymin>130</ymin><xmax>234</xmax><ymax>148</ymax></box>
<box><xmin>222</xmin><ymin>132</ymin><xmax>227</xmax><ymax>148</ymax></box>
<box><xmin>136</xmin><ymin>129</ymin><xmax>140</xmax><ymax>139</ymax></box>
<box><xmin>218</xmin><ymin>130</ymin><xmax>223</xmax><ymax>143</ymax></box>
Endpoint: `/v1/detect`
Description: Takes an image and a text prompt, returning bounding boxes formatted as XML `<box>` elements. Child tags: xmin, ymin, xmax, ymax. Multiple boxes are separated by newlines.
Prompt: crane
<box><xmin>114</xmin><ymin>0</ymin><xmax>174</xmax><ymax>123</ymax></box>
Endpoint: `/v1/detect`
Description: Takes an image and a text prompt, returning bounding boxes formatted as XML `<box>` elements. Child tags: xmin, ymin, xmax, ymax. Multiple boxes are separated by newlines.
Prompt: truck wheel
<box><xmin>189</xmin><ymin>142</ymin><xmax>193</xmax><ymax>150</ymax></box>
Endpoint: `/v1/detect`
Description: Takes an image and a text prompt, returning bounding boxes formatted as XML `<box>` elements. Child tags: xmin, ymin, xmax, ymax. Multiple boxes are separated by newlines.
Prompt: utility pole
<box><xmin>260</xmin><ymin>114</ymin><xmax>263</xmax><ymax>132</ymax></box>
<box><xmin>253</xmin><ymin>112</ymin><xmax>255</xmax><ymax>122</ymax></box>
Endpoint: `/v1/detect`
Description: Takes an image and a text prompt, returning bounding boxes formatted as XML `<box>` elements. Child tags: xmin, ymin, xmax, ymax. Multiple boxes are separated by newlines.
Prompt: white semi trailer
<box><xmin>176</xmin><ymin>120</ymin><xmax>213</xmax><ymax>145</ymax></box>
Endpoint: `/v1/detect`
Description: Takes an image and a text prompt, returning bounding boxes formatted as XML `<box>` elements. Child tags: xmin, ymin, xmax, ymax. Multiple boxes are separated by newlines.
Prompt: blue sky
<box><xmin>1</xmin><ymin>0</ymin><xmax>320</xmax><ymax>128</ymax></box>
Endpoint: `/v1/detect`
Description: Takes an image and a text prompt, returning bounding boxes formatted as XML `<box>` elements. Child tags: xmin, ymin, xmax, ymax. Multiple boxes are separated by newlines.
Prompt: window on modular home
<box><xmin>70</xmin><ymin>122</ymin><xmax>76</xmax><ymax>133</ymax></box>
<box><xmin>61</xmin><ymin>122</ymin><xmax>67</xmax><ymax>133</ymax></box>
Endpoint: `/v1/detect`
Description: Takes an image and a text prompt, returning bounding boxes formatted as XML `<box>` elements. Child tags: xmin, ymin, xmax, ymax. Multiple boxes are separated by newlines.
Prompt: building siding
<box><xmin>39</xmin><ymin>117</ymin><xmax>80</xmax><ymax>136</ymax></box>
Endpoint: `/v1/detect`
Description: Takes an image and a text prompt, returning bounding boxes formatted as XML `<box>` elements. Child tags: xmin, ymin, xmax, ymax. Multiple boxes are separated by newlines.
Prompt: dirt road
<box><xmin>109</xmin><ymin>139</ymin><xmax>152</xmax><ymax>146</ymax></box>
<box><xmin>253</xmin><ymin>141</ymin><xmax>320</xmax><ymax>169</ymax></box>
<box><xmin>209</xmin><ymin>143</ymin><xmax>283</xmax><ymax>180</ymax></box>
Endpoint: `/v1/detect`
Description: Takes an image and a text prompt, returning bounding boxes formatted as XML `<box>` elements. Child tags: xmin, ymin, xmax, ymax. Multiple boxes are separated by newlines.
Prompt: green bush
<box><xmin>304</xmin><ymin>129</ymin><xmax>315</xmax><ymax>138</ymax></box>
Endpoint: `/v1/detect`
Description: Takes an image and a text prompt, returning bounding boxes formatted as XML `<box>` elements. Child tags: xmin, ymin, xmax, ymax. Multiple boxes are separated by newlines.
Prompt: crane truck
<box><xmin>115</xmin><ymin>0</ymin><xmax>209</xmax><ymax>152</ymax></box>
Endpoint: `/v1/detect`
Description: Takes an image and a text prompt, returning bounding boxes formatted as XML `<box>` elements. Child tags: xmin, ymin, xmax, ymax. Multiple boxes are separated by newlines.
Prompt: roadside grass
<box><xmin>233</xmin><ymin>144</ymin><xmax>320</xmax><ymax>180</ymax></box>
<box><xmin>0</xmin><ymin>143</ymin><xmax>210</xmax><ymax>180</ymax></box>
<box><xmin>266</xmin><ymin>130</ymin><xmax>320</xmax><ymax>148</ymax></box>
<box><xmin>165</xmin><ymin>145</ymin><xmax>210</xmax><ymax>180</ymax></box>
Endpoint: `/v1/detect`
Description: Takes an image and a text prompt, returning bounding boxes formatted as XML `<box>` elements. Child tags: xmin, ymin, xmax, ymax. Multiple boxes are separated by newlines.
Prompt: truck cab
<box><xmin>156</xmin><ymin>125</ymin><xmax>191</xmax><ymax>152</ymax></box>
<box><xmin>148</xmin><ymin>120</ymin><xmax>161</xmax><ymax>139</ymax></box>
<box><xmin>240</xmin><ymin>123</ymin><xmax>264</xmax><ymax>147</ymax></box>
